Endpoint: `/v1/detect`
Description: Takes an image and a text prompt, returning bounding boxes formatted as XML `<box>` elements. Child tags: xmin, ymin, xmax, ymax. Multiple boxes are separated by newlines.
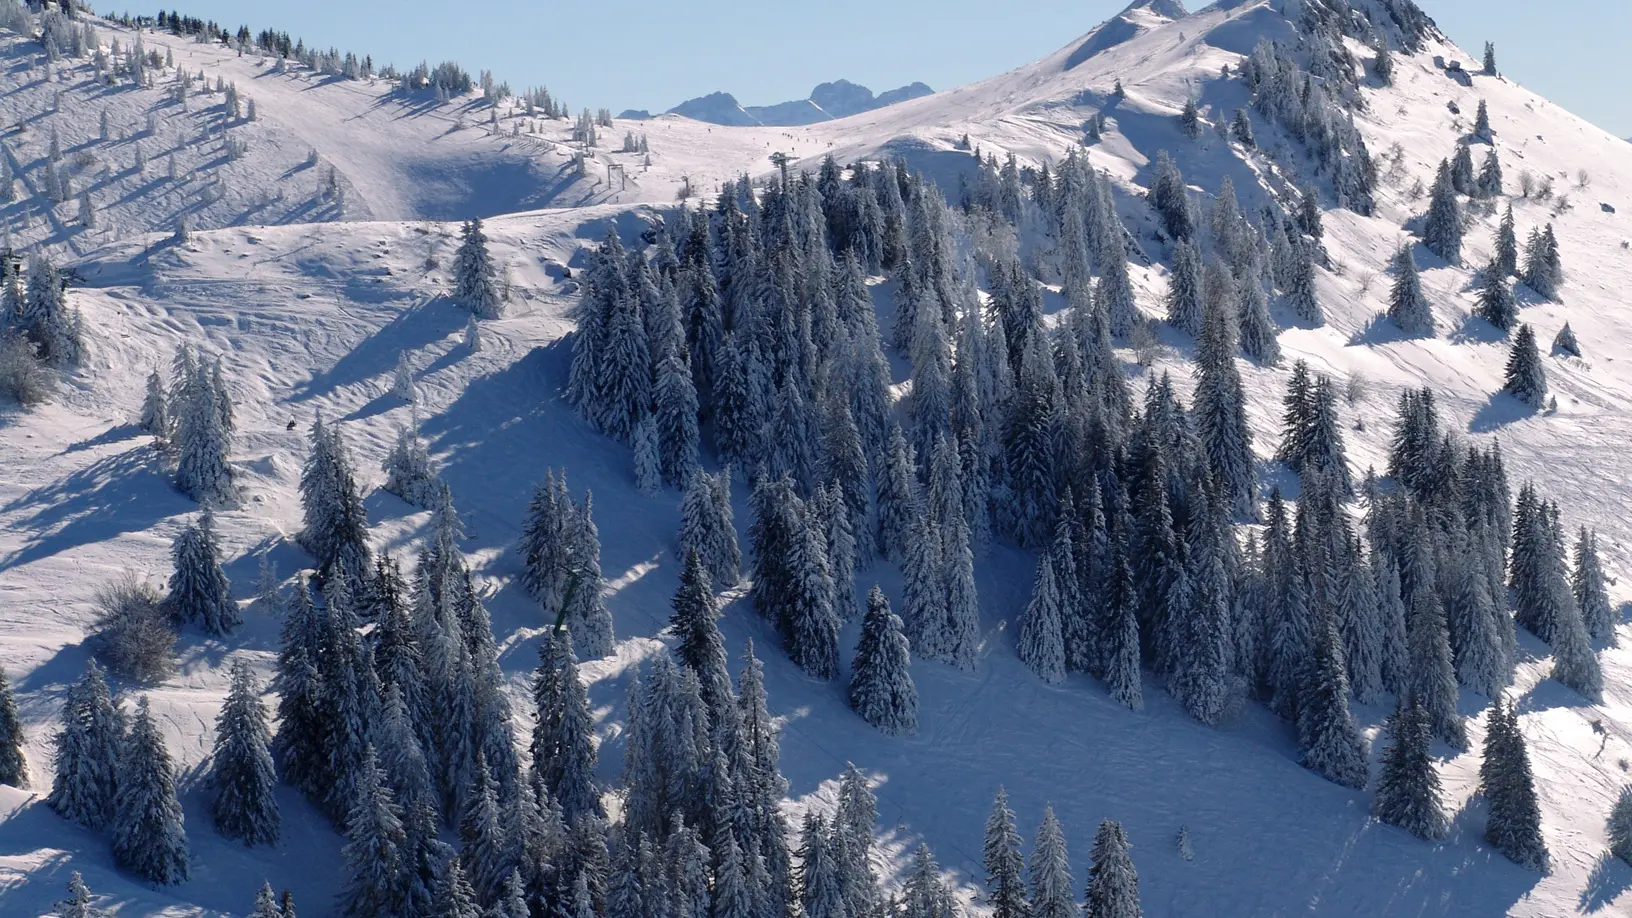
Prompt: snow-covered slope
<box><xmin>7</xmin><ymin>3</ymin><xmax>1632</xmax><ymax>918</ymax></box>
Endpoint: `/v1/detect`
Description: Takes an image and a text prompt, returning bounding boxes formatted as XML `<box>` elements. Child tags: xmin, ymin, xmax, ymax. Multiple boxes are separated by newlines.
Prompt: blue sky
<box><xmin>167</xmin><ymin>0</ymin><xmax>1630</xmax><ymax>136</ymax></box>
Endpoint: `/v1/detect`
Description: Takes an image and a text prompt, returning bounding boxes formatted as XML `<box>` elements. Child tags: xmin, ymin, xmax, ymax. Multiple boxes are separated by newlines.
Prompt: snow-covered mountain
<box><xmin>7</xmin><ymin>2</ymin><xmax>1632</xmax><ymax>918</ymax></box>
<box><xmin>662</xmin><ymin>79</ymin><xmax>935</xmax><ymax>126</ymax></box>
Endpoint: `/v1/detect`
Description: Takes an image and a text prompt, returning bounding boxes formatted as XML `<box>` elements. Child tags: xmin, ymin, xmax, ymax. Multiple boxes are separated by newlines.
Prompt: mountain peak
<box><xmin>666</xmin><ymin>79</ymin><xmax>933</xmax><ymax>126</ymax></box>
<box><xmin>1124</xmin><ymin>0</ymin><xmax>1187</xmax><ymax>17</ymax></box>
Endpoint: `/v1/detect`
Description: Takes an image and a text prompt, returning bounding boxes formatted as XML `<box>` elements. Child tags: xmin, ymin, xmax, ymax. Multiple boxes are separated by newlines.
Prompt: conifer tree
<box><xmin>1297</xmin><ymin>618</ymin><xmax>1369</xmax><ymax>789</ymax></box>
<box><xmin>1477</xmin><ymin>147</ymin><xmax>1503</xmax><ymax>197</ymax></box>
<box><xmin>383</xmin><ymin>419</ymin><xmax>442</xmax><ymax>509</ymax></box>
<box><xmin>298</xmin><ymin>415</ymin><xmax>371</xmax><ymax>589</ymax></box>
<box><xmin>140</xmin><ymin>367</ymin><xmax>170</xmax><ymax>439</ymax></box>
<box><xmin>1019</xmin><ymin>555</ymin><xmax>1067</xmax><ymax>684</ymax></box>
<box><xmin>1085</xmin><ymin>819</ymin><xmax>1141</xmax><ymax>918</ymax></box>
<box><xmin>849</xmin><ymin>587</ymin><xmax>918</xmax><ymax>735</ymax></box>
<box><xmin>211</xmin><ymin>659</ymin><xmax>280</xmax><ymax>845</ymax></box>
<box><xmin>1474</xmin><ymin>263</ymin><xmax>1519</xmax><ymax>331</ymax></box>
<box><xmin>0</xmin><ymin>665</ymin><xmax>25</xmax><ymax>789</ymax></box>
<box><xmin>1193</xmin><ymin>266</ymin><xmax>1255</xmax><ymax>516</ymax></box>
<box><xmin>1236</xmin><ymin>262</ymin><xmax>1280</xmax><ymax>365</ymax></box>
<box><xmin>248</xmin><ymin>883</ymin><xmax>280</xmax><ymax>918</ymax></box>
<box><xmin>1553</xmin><ymin>323</ymin><xmax>1580</xmax><ymax>358</ymax></box>
<box><xmin>1494</xmin><ymin>206</ymin><xmax>1519</xmax><ymax>277</ymax></box>
<box><xmin>272</xmin><ymin>578</ymin><xmax>328</xmax><ymax>799</ymax></box>
<box><xmin>1387</xmin><ymin>245</ymin><xmax>1435</xmax><ymax>336</ymax></box>
<box><xmin>432</xmin><ymin>858</ymin><xmax>483</xmax><ymax>918</ymax></box>
<box><xmin>47</xmin><ymin>662</ymin><xmax>124</xmax><ymax>829</ymax></box>
<box><xmin>655</xmin><ymin>351</ymin><xmax>700</xmax><ymax>488</ymax></box>
<box><xmin>532</xmin><ymin>631</ymin><xmax>602</xmax><ymax>824</ymax></box>
<box><xmin>1481</xmin><ymin>696</ymin><xmax>1548</xmax><ymax>870</ymax></box>
<box><xmin>1450</xmin><ymin>143</ymin><xmax>1476</xmax><ymax>196</ymax></box>
<box><xmin>1164</xmin><ymin>240</ymin><xmax>1203</xmax><ymax>336</ymax></box>
<box><xmin>340</xmin><ymin>746</ymin><xmax>406</xmax><ymax>918</ymax></box>
<box><xmin>1609</xmin><ymin>785</ymin><xmax>1632</xmax><ymax>866</ymax></box>
<box><xmin>1572</xmin><ymin>529</ymin><xmax>1615</xmax><ymax>644</ymax></box>
<box><xmin>113</xmin><ymin>697</ymin><xmax>190</xmax><ymax>885</ymax></box>
<box><xmin>53</xmin><ymin>872</ymin><xmax>106</xmax><ymax>918</ymax></box>
<box><xmin>455</xmin><ymin>218</ymin><xmax>503</xmax><ymax>318</ymax></box>
<box><xmin>168</xmin><ymin>511</ymin><xmax>240</xmax><ymax>635</ymax></box>
<box><xmin>632</xmin><ymin>410</ymin><xmax>661</xmax><ymax>495</ymax></box>
<box><xmin>1406</xmin><ymin>574</ymin><xmax>1467</xmax><ymax>749</ymax></box>
<box><xmin>670</xmin><ymin>549</ymin><xmax>732</xmax><ymax>720</ymax></box>
<box><xmin>1448</xmin><ymin>538</ymin><xmax>1506</xmax><ymax>698</ymax></box>
<box><xmin>785</xmin><ymin>502</ymin><xmax>841</xmax><ymax>679</ymax></box>
<box><xmin>1104</xmin><ymin>527</ymin><xmax>1143</xmax><ymax>711</ymax></box>
<box><xmin>1502</xmin><ymin>324</ymin><xmax>1547</xmax><ymax>407</ymax></box>
<box><xmin>877</xmin><ymin>426</ymin><xmax>921</xmax><ymax>562</ymax></box>
<box><xmin>982</xmin><ymin>788</ymin><xmax>1027</xmax><ymax>918</ymax></box>
<box><xmin>1030</xmin><ymin>806</ymin><xmax>1074</xmax><ymax>918</ymax></box>
<box><xmin>1284</xmin><ymin>235</ymin><xmax>1322</xmax><ymax>325</ymax></box>
<box><xmin>678</xmin><ymin>469</ymin><xmax>740</xmax><ymax>588</ymax></box>
<box><xmin>1374</xmin><ymin>700</ymin><xmax>1448</xmax><ymax>841</ymax></box>
<box><xmin>1550</xmin><ymin>593</ymin><xmax>1602</xmax><ymax>702</ymax></box>
<box><xmin>174</xmin><ymin>358</ymin><xmax>235</xmax><ymax>506</ymax></box>
<box><xmin>1423</xmin><ymin>160</ymin><xmax>1463</xmax><ymax>264</ymax></box>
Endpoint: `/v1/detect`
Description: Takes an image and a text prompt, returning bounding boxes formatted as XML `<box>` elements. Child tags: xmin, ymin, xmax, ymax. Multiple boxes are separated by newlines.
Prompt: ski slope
<box><xmin>5</xmin><ymin>2</ymin><xmax>1632</xmax><ymax>916</ymax></box>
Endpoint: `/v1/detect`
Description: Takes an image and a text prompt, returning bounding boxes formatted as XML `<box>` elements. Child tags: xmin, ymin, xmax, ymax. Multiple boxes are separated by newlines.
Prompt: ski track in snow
<box><xmin>4</xmin><ymin>3</ymin><xmax>1632</xmax><ymax>916</ymax></box>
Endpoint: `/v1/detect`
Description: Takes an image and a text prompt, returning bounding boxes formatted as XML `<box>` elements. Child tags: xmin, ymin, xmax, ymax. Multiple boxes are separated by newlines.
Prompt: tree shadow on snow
<box><xmin>1469</xmin><ymin>392</ymin><xmax>1536</xmax><ymax>433</ymax></box>
<box><xmin>1449</xmin><ymin>313</ymin><xmax>1510</xmax><ymax>346</ymax></box>
<box><xmin>1582</xmin><ymin>852</ymin><xmax>1632</xmax><ymax>913</ymax></box>
<box><xmin>290</xmin><ymin>297</ymin><xmax>463</xmax><ymax>404</ymax></box>
<box><xmin>0</xmin><ymin>445</ymin><xmax>189</xmax><ymax>574</ymax></box>
<box><xmin>1346</xmin><ymin>312</ymin><xmax>1423</xmax><ymax>347</ymax></box>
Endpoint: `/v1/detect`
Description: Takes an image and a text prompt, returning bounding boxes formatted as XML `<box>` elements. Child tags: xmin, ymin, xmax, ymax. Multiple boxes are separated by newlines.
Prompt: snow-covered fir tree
<box><xmin>340</xmin><ymin>746</ymin><xmax>407</xmax><ymax>918</ymax></box>
<box><xmin>392</xmin><ymin>350</ymin><xmax>419</xmax><ymax>403</ymax></box>
<box><xmin>1501</xmin><ymin>324</ymin><xmax>1547</xmax><ymax>407</ymax></box>
<box><xmin>299</xmin><ymin>413</ymin><xmax>372</xmax><ymax>589</ymax></box>
<box><xmin>383</xmin><ymin>418</ymin><xmax>442</xmax><ymax>509</ymax></box>
<box><xmin>654</xmin><ymin>351</ymin><xmax>700</xmax><ymax>488</ymax></box>
<box><xmin>1297</xmin><ymin>617</ymin><xmax>1369</xmax><ymax>789</ymax></box>
<box><xmin>1031</xmin><ymin>806</ymin><xmax>1076</xmax><ymax>918</ymax></box>
<box><xmin>1494</xmin><ymin>206</ymin><xmax>1519</xmax><ymax>277</ymax></box>
<box><xmin>849</xmin><ymin>586</ymin><xmax>918</xmax><ymax>735</ymax></box>
<box><xmin>1610</xmin><ymin>785</ymin><xmax>1632</xmax><ymax>866</ymax></box>
<box><xmin>1572</xmin><ymin>529</ymin><xmax>1615</xmax><ymax>644</ymax></box>
<box><xmin>1387</xmin><ymin>244</ymin><xmax>1434</xmax><ymax>336</ymax></box>
<box><xmin>112</xmin><ymin>697</ymin><xmax>191</xmax><ymax>885</ymax></box>
<box><xmin>982</xmin><ymin>788</ymin><xmax>1027</xmax><ymax>918</ymax></box>
<box><xmin>1553</xmin><ymin>322</ymin><xmax>1580</xmax><ymax>358</ymax></box>
<box><xmin>1474</xmin><ymin>263</ymin><xmax>1519</xmax><ymax>331</ymax></box>
<box><xmin>1164</xmin><ymin>239</ymin><xmax>1203</xmax><ymax>336</ymax></box>
<box><xmin>1481</xmin><ymin>696</ymin><xmax>1548</xmax><ymax>871</ymax></box>
<box><xmin>632</xmin><ymin>410</ymin><xmax>661</xmax><ymax>495</ymax></box>
<box><xmin>173</xmin><ymin>356</ymin><xmax>236</xmax><ymax>506</ymax></box>
<box><xmin>0</xmin><ymin>665</ymin><xmax>27</xmax><ymax>788</ymax></box>
<box><xmin>1373</xmin><ymin>700</ymin><xmax>1447</xmax><ymax>841</ymax></box>
<box><xmin>47</xmin><ymin>662</ymin><xmax>125</xmax><ymax>829</ymax></box>
<box><xmin>1521</xmin><ymin>225</ymin><xmax>1562</xmax><ymax>301</ymax></box>
<box><xmin>1019</xmin><ymin>555</ymin><xmax>1068</xmax><ymax>684</ymax></box>
<box><xmin>167</xmin><ymin>511</ymin><xmax>239</xmax><ymax>635</ymax></box>
<box><xmin>210</xmin><ymin>659</ymin><xmax>280</xmax><ymax>846</ymax></box>
<box><xmin>140</xmin><ymin>367</ymin><xmax>170</xmax><ymax>439</ymax></box>
<box><xmin>454</xmin><ymin>217</ymin><xmax>504</xmax><ymax>318</ymax></box>
<box><xmin>1086</xmin><ymin>819</ymin><xmax>1141</xmax><ymax>918</ymax></box>
<box><xmin>53</xmin><ymin>871</ymin><xmax>107</xmax><ymax>918</ymax></box>
<box><xmin>531</xmin><ymin>631</ymin><xmax>602</xmax><ymax>824</ymax></box>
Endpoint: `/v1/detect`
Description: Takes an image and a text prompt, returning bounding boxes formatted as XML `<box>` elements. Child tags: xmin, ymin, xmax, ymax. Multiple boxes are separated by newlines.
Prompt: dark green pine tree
<box><xmin>1502</xmin><ymin>324</ymin><xmax>1547</xmax><ymax>408</ymax></box>
<box><xmin>1481</xmin><ymin>696</ymin><xmax>1548</xmax><ymax>870</ymax></box>
<box><xmin>1373</xmin><ymin>700</ymin><xmax>1449</xmax><ymax>841</ymax></box>
<box><xmin>1474</xmin><ymin>263</ymin><xmax>1519</xmax><ymax>331</ymax></box>
<box><xmin>1423</xmin><ymin>159</ymin><xmax>1463</xmax><ymax>264</ymax></box>
<box><xmin>0</xmin><ymin>664</ymin><xmax>27</xmax><ymax>788</ymax></box>
<box><xmin>982</xmin><ymin>788</ymin><xmax>1029</xmax><ymax>918</ymax></box>
<box><xmin>1493</xmin><ymin>206</ymin><xmax>1519</xmax><ymax>277</ymax></box>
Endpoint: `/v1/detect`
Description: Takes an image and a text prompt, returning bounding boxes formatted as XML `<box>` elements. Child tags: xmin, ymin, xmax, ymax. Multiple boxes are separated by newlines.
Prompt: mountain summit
<box><xmin>662</xmin><ymin>78</ymin><xmax>934</xmax><ymax>126</ymax></box>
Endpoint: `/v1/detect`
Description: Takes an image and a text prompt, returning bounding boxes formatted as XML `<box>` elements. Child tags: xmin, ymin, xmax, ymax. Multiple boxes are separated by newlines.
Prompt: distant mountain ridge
<box><xmin>651</xmin><ymin>78</ymin><xmax>935</xmax><ymax>126</ymax></box>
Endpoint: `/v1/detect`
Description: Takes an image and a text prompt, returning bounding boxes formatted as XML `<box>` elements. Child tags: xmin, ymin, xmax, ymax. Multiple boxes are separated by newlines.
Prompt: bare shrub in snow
<box><xmin>0</xmin><ymin>333</ymin><xmax>56</xmax><ymax>406</ymax></box>
<box><xmin>91</xmin><ymin>575</ymin><xmax>176</xmax><ymax>683</ymax></box>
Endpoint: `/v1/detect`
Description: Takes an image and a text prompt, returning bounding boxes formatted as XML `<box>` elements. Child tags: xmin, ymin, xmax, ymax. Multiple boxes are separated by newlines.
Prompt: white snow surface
<box><xmin>4</xmin><ymin>3</ymin><xmax>1632</xmax><ymax>917</ymax></box>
